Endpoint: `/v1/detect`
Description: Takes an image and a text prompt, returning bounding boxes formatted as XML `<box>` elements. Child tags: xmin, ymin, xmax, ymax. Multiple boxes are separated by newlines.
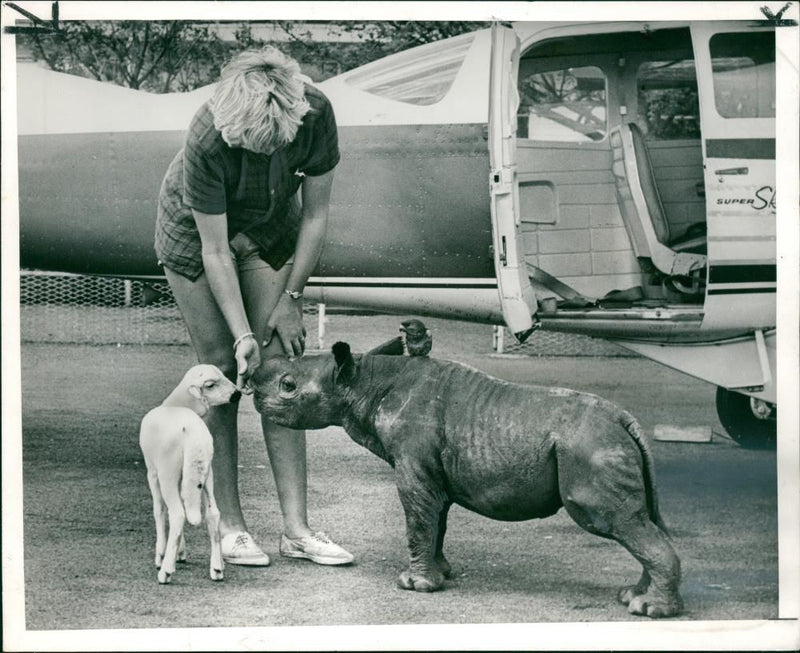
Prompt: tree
<box><xmin>20</xmin><ymin>21</ymin><xmax>230</xmax><ymax>92</ymax></box>
<box><xmin>19</xmin><ymin>20</ymin><xmax>488</xmax><ymax>91</ymax></box>
<box><xmin>345</xmin><ymin>20</ymin><xmax>486</xmax><ymax>52</ymax></box>
<box><xmin>275</xmin><ymin>20</ymin><xmax>488</xmax><ymax>79</ymax></box>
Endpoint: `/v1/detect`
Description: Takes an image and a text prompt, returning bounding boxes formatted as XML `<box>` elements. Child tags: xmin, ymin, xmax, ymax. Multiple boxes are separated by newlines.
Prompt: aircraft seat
<box><xmin>610</xmin><ymin>123</ymin><xmax>707</xmax><ymax>280</ymax></box>
<box><xmin>627</xmin><ymin>123</ymin><xmax>707</xmax><ymax>254</ymax></box>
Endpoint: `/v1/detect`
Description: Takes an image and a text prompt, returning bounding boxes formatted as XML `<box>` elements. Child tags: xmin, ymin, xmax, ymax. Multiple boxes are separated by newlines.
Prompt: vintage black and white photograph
<box><xmin>2</xmin><ymin>1</ymin><xmax>798</xmax><ymax>650</ymax></box>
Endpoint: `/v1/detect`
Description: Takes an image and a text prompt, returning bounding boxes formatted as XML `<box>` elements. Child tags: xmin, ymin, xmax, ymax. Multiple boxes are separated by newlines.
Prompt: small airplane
<box><xmin>15</xmin><ymin>20</ymin><xmax>778</xmax><ymax>447</ymax></box>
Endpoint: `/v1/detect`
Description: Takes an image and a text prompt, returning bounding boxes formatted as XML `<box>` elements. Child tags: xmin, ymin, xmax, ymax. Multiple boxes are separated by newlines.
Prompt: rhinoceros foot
<box><xmin>617</xmin><ymin>571</ymin><xmax>650</xmax><ymax>605</ymax></box>
<box><xmin>397</xmin><ymin>568</ymin><xmax>445</xmax><ymax>592</ymax></box>
<box><xmin>626</xmin><ymin>591</ymin><xmax>683</xmax><ymax>618</ymax></box>
<box><xmin>436</xmin><ymin>555</ymin><xmax>453</xmax><ymax>578</ymax></box>
<box><xmin>618</xmin><ymin>585</ymin><xmax>642</xmax><ymax>605</ymax></box>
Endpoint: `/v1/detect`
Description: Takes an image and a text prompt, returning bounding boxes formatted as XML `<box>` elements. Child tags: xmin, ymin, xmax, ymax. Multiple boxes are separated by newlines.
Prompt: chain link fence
<box><xmin>18</xmin><ymin>271</ymin><xmax>635</xmax><ymax>356</ymax></box>
<box><xmin>493</xmin><ymin>325</ymin><xmax>635</xmax><ymax>357</ymax></box>
<box><xmin>20</xmin><ymin>271</ymin><xmax>189</xmax><ymax>345</ymax></box>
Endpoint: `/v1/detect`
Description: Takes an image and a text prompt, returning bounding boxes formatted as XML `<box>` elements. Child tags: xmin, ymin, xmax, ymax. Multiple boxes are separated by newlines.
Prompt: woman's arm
<box><xmin>193</xmin><ymin>209</ymin><xmax>260</xmax><ymax>387</ymax></box>
<box><xmin>287</xmin><ymin>168</ymin><xmax>334</xmax><ymax>296</ymax></box>
<box><xmin>265</xmin><ymin>168</ymin><xmax>334</xmax><ymax>357</ymax></box>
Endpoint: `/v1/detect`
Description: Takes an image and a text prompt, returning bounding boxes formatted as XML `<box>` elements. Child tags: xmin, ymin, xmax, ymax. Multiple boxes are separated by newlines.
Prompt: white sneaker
<box><xmin>221</xmin><ymin>532</ymin><xmax>270</xmax><ymax>566</ymax></box>
<box><xmin>279</xmin><ymin>531</ymin><xmax>354</xmax><ymax>565</ymax></box>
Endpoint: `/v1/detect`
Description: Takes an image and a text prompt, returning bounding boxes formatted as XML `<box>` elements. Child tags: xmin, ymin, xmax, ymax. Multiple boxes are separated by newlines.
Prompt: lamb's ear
<box><xmin>188</xmin><ymin>384</ymin><xmax>210</xmax><ymax>416</ymax></box>
<box><xmin>332</xmin><ymin>341</ymin><xmax>356</xmax><ymax>385</ymax></box>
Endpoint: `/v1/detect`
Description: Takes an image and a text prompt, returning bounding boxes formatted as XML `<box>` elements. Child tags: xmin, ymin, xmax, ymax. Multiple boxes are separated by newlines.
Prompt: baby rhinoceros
<box><xmin>252</xmin><ymin>342</ymin><xmax>682</xmax><ymax>618</ymax></box>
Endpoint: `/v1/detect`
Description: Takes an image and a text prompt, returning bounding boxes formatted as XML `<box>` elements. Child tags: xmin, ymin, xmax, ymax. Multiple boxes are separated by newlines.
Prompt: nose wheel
<box><xmin>715</xmin><ymin>387</ymin><xmax>776</xmax><ymax>449</ymax></box>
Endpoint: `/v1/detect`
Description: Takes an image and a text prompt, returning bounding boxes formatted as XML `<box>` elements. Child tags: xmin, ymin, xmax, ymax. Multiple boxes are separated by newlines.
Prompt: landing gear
<box><xmin>715</xmin><ymin>387</ymin><xmax>777</xmax><ymax>449</ymax></box>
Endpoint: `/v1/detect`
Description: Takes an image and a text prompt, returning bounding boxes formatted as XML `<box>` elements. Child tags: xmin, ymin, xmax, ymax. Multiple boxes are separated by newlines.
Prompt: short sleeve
<box><xmin>299</xmin><ymin>90</ymin><xmax>341</xmax><ymax>177</ymax></box>
<box><xmin>182</xmin><ymin>105</ymin><xmax>228</xmax><ymax>215</ymax></box>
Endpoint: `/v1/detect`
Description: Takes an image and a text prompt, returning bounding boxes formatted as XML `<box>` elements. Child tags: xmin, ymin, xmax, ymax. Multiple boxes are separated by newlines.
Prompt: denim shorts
<box><xmin>229</xmin><ymin>232</ymin><xmax>293</xmax><ymax>272</ymax></box>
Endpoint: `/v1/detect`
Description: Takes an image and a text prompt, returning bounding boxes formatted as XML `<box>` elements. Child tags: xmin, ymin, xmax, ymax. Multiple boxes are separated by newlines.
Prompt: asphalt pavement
<box><xmin>6</xmin><ymin>319</ymin><xmax>792</xmax><ymax>648</ymax></box>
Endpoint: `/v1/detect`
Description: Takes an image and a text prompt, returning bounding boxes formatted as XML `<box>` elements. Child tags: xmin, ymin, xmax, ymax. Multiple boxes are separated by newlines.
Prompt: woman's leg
<box><xmin>167</xmin><ymin>245</ymin><xmax>351</xmax><ymax>564</ymax></box>
<box><xmin>237</xmin><ymin>261</ymin><xmax>312</xmax><ymax>539</ymax></box>
<box><xmin>163</xmin><ymin>267</ymin><xmax>247</xmax><ymax>537</ymax></box>
<box><xmin>240</xmin><ymin>259</ymin><xmax>353</xmax><ymax>564</ymax></box>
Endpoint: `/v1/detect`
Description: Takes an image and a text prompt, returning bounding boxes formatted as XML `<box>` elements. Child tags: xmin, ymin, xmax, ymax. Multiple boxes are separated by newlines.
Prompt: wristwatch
<box><xmin>285</xmin><ymin>289</ymin><xmax>303</xmax><ymax>300</ymax></box>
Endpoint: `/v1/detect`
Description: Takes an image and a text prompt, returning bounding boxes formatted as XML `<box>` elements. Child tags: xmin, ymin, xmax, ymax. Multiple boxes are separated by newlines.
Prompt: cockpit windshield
<box><xmin>344</xmin><ymin>32</ymin><xmax>475</xmax><ymax>105</ymax></box>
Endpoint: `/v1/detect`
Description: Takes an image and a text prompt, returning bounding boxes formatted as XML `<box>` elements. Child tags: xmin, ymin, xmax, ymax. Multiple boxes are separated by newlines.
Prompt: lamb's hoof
<box><xmin>436</xmin><ymin>556</ymin><xmax>453</xmax><ymax>579</ymax></box>
<box><xmin>155</xmin><ymin>554</ymin><xmax>164</xmax><ymax>568</ymax></box>
<box><xmin>210</xmin><ymin>568</ymin><xmax>224</xmax><ymax>581</ymax></box>
<box><xmin>177</xmin><ymin>553</ymin><xmax>188</xmax><ymax>564</ymax></box>
<box><xmin>397</xmin><ymin>569</ymin><xmax>444</xmax><ymax>592</ymax></box>
<box><xmin>157</xmin><ymin>569</ymin><xmax>172</xmax><ymax>585</ymax></box>
<box><xmin>627</xmin><ymin>592</ymin><xmax>682</xmax><ymax>618</ymax></box>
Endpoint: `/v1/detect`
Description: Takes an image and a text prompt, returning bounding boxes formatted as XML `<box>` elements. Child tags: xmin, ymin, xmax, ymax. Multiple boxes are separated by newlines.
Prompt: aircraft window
<box><xmin>637</xmin><ymin>60</ymin><xmax>700</xmax><ymax>140</ymax></box>
<box><xmin>710</xmin><ymin>32</ymin><xmax>775</xmax><ymax>119</ymax></box>
<box><xmin>517</xmin><ymin>66</ymin><xmax>606</xmax><ymax>142</ymax></box>
<box><xmin>343</xmin><ymin>32</ymin><xmax>474</xmax><ymax>105</ymax></box>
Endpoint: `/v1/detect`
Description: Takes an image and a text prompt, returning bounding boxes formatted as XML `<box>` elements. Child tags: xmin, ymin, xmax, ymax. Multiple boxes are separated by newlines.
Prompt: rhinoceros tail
<box><xmin>619</xmin><ymin>411</ymin><xmax>669</xmax><ymax>534</ymax></box>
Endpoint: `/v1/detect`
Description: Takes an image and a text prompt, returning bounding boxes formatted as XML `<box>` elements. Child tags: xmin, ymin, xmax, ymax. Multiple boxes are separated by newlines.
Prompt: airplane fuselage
<box><xmin>14</xmin><ymin>21</ymin><xmax>781</xmax><ymax>433</ymax></box>
<box><xmin>18</xmin><ymin>124</ymin><xmax>494</xmax><ymax>279</ymax></box>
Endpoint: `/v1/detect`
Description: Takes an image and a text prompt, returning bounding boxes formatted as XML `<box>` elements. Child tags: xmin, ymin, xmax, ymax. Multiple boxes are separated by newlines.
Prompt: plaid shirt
<box><xmin>155</xmin><ymin>85</ymin><xmax>340</xmax><ymax>280</ymax></box>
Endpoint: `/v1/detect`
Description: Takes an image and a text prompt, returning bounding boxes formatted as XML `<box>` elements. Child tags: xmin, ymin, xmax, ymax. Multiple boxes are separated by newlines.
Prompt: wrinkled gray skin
<box><xmin>252</xmin><ymin>343</ymin><xmax>683</xmax><ymax>618</ymax></box>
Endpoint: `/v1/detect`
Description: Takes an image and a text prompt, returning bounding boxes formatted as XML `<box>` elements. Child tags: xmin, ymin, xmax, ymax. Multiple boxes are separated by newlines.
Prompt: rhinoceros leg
<box><xmin>394</xmin><ymin>463</ymin><xmax>448</xmax><ymax>592</ymax></box>
<box><xmin>435</xmin><ymin>502</ymin><xmax>453</xmax><ymax>578</ymax></box>
<box><xmin>555</xmin><ymin>440</ymin><xmax>682</xmax><ymax>618</ymax></box>
<box><xmin>618</xmin><ymin>569</ymin><xmax>651</xmax><ymax>605</ymax></box>
<box><xmin>608</xmin><ymin>518</ymin><xmax>682</xmax><ymax>617</ymax></box>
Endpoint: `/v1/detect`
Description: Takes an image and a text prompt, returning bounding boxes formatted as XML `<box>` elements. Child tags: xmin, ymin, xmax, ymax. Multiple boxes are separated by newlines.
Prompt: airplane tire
<box><xmin>715</xmin><ymin>387</ymin><xmax>776</xmax><ymax>449</ymax></box>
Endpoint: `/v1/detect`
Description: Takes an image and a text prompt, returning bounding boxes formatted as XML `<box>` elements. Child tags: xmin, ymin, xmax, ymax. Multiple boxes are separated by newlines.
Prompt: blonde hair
<box><xmin>210</xmin><ymin>47</ymin><xmax>311</xmax><ymax>154</ymax></box>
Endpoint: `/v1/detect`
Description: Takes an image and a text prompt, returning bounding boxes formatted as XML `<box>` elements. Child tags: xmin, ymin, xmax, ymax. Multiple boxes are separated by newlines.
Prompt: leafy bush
<box><xmin>19</xmin><ymin>20</ymin><xmax>487</xmax><ymax>91</ymax></box>
<box><xmin>642</xmin><ymin>88</ymin><xmax>701</xmax><ymax>140</ymax></box>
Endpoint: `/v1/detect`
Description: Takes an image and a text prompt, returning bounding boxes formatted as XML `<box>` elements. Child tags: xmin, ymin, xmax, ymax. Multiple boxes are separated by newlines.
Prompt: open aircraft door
<box><xmin>691</xmin><ymin>22</ymin><xmax>776</xmax><ymax>331</ymax></box>
<box><xmin>488</xmin><ymin>23</ymin><xmax>538</xmax><ymax>340</ymax></box>
<box><xmin>627</xmin><ymin>24</ymin><xmax>777</xmax><ymax>419</ymax></box>
<box><xmin>692</xmin><ymin>22</ymin><xmax>777</xmax><ymax>409</ymax></box>
<box><xmin>606</xmin><ymin>22</ymin><xmax>776</xmax><ymax>444</ymax></box>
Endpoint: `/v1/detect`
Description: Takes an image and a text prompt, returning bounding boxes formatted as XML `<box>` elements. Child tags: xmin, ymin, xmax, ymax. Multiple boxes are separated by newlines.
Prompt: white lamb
<box><xmin>139</xmin><ymin>364</ymin><xmax>240</xmax><ymax>583</ymax></box>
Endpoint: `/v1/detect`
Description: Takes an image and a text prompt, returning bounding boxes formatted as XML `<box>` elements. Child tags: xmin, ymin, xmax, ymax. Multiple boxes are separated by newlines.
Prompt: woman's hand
<box><xmin>263</xmin><ymin>293</ymin><xmax>307</xmax><ymax>358</ymax></box>
<box><xmin>261</xmin><ymin>170</ymin><xmax>332</xmax><ymax>359</ymax></box>
<box><xmin>234</xmin><ymin>335</ymin><xmax>261</xmax><ymax>393</ymax></box>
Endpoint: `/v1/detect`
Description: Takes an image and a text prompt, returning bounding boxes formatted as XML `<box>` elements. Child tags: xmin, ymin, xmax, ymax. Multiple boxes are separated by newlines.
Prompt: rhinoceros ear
<box><xmin>332</xmin><ymin>341</ymin><xmax>356</xmax><ymax>385</ymax></box>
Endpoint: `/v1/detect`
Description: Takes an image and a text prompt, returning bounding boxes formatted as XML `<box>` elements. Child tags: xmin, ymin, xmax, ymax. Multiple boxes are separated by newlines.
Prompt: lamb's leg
<box><xmin>204</xmin><ymin>470</ymin><xmax>224</xmax><ymax>581</ymax></box>
<box><xmin>177</xmin><ymin>533</ymin><xmax>187</xmax><ymax>564</ymax></box>
<box><xmin>158</xmin><ymin>480</ymin><xmax>186</xmax><ymax>585</ymax></box>
<box><xmin>146</xmin><ymin>467</ymin><xmax>166</xmax><ymax>569</ymax></box>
